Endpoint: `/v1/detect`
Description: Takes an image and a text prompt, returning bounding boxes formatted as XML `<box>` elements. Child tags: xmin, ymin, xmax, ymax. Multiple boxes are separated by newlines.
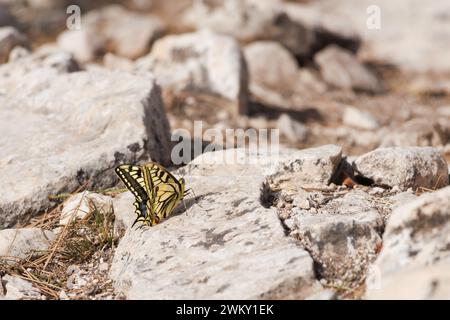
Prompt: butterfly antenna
<box><xmin>182</xmin><ymin>198</ymin><xmax>189</xmax><ymax>216</ymax></box>
<box><xmin>186</xmin><ymin>188</ymin><xmax>207</xmax><ymax>213</ymax></box>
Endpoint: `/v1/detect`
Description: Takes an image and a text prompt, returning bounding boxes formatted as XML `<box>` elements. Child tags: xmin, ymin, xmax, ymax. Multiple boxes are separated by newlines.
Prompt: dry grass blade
<box><xmin>0</xmin><ymin>191</ymin><xmax>119</xmax><ymax>300</ymax></box>
<box><xmin>95</xmin><ymin>187</ymin><xmax>127</xmax><ymax>196</ymax></box>
<box><xmin>415</xmin><ymin>174</ymin><xmax>446</xmax><ymax>196</ymax></box>
<box><xmin>29</xmin><ymin>182</ymin><xmax>90</xmax><ymax>229</ymax></box>
<box><xmin>43</xmin><ymin>190</ymin><xmax>89</xmax><ymax>270</ymax></box>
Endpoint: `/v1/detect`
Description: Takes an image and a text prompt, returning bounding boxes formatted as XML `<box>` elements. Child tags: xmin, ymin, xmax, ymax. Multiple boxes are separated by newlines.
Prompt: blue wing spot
<box><xmin>139</xmin><ymin>202</ymin><xmax>148</xmax><ymax>219</ymax></box>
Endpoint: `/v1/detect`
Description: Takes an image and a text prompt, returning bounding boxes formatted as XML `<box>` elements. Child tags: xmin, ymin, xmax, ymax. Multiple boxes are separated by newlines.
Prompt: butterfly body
<box><xmin>115</xmin><ymin>162</ymin><xmax>186</xmax><ymax>227</ymax></box>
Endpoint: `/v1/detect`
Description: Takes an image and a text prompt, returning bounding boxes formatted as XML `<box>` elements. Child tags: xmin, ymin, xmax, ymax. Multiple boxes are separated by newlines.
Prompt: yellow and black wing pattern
<box><xmin>144</xmin><ymin>162</ymin><xmax>186</xmax><ymax>221</ymax></box>
<box><xmin>114</xmin><ymin>164</ymin><xmax>157</xmax><ymax>226</ymax></box>
<box><xmin>115</xmin><ymin>162</ymin><xmax>186</xmax><ymax>227</ymax></box>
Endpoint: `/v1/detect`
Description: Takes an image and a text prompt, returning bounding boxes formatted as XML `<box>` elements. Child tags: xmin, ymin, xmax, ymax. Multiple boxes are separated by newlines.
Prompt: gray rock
<box><xmin>437</xmin><ymin>106</ymin><xmax>450</xmax><ymax>118</ymax></box>
<box><xmin>103</xmin><ymin>53</ymin><xmax>134</xmax><ymax>71</ymax></box>
<box><xmin>0</xmin><ymin>228</ymin><xmax>55</xmax><ymax>260</ymax></box>
<box><xmin>381</xmin><ymin>118</ymin><xmax>449</xmax><ymax>147</ymax></box>
<box><xmin>246</xmin><ymin>82</ymin><xmax>291</xmax><ymax>110</ymax></box>
<box><xmin>244</xmin><ymin>116</ymin><xmax>270</xmax><ymax>130</ymax></box>
<box><xmin>286</xmin><ymin>0</ymin><xmax>450</xmax><ymax>73</ymax></box>
<box><xmin>112</xmin><ymin>192</ymin><xmax>135</xmax><ymax>234</ymax></box>
<box><xmin>0</xmin><ymin>26</ymin><xmax>29</xmax><ymax>64</ymax></box>
<box><xmin>388</xmin><ymin>191</ymin><xmax>418</xmax><ymax>209</ymax></box>
<box><xmin>277</xmin><ymin>114</ymin><xmax>309</xmax><ymax>144</ymax></box>
<box><xmin>366</xmin><ymin>186</ymin><xmax>450</xmax><ymax>299</ymax></box>
<box><xmin>368</xmin><ymin>187</ymin><xmax>385</xmax><ymax>195</ymax></box>
<box><xmin>8</xmin><ymin>45</ymin><xmax>31</xmax><ymax>62</ymax></box>
<box><xmin>366</xmin><ymin>263</ymin><xmax>450</xmax><ymax>299</ymax></box>
<box><xmin>283</xmin><ymin>2</ymin><xmax>361</xmax><ymax>55</ymax></box>
<box><xmin>374</xmin><ymin>186</ymin><xmax>450</xmax><ymax>271</ymax></box>
<box><xmin>343</xmin><ymin>106</ymin><xmax>379</xmax><ymax>130</ymax></box>
<box><xmin>186</xmin><ymin>146</ymin><xmax>323</xmax><ymax>179</ymax></box>
<box><xmin>0</xmin><ymin>68</ymin><xmax>171</xmax><ymax>227</ymax></box>
<box><xmin>110</xmin><ymin>149</ymin><xmax>317</xmax><ymax>299</ymax></box>
<box><xmin>0</xmin><ymin>275</ymin><xmax>41</xmax><ymax>300</ymax></box>
<box><xmin>296</xmin><ymin>68</ymin><xmax>327</xmax><ymax>95</ymax></box>
<box><xmin>243</xmin><ymin>42</ymin><xmax>326</xmax><ymax>105</ymax></box>
<box><xmin>288</xmin><ymin>190</ymin><xmax>384</xmax><ymax>285</ymax></box>
<box><xmin>312</xmin><ymin>126</ymin><xmax>382</xmax><ymax>150</ymax></box>
<box><xmin>58</xmin><ymin>290</ymin><xmax>69</xmax><ymax>300</ymax></box>
<box><xmin>98</xmin><ymin>262</ymin><xmax>109</xmax><ymax>272</ymax></box>
<box><xmin>66</xmin><ymin>270</ymin><xmax>87</xmax><ymax>291</ymax></box>
<box><xmin>0</xmin><ymin>5</ymin><xmax>17</xmax><ymax>28</ymax></box>
<box><xmin>136</xmin><ymin>30</ymin><xmax>248</xmax><ymax>115</ymax></box>
<box><xmin>56</xmin><ymin>29</ymin><xmax>98</xmax><ymax>64</ymax></box>
<box><xmin>267</xmin><ymin>144</ymin><xmax>342</xmax><ymax>190</ymax></box>
<box><xmin>353</xmin><ymin>147</ymin><xmax>449</xmax><ymax>191</ymax></box>
<box><xmin>182</xmin><ymin>0</ymin><xmax>315</xmax><ymax>58</ymax></box>
<box><xmin>315</xmin><ymin>45</ymin><xmax>383</xmax><ymax>93</ymax></box>
<box><xmin>57</xmin><ymin>5</ymin><xmax>165</xmax><ymax>62</ymax></box>
<box><xmin>244</xmin><ymin>41</ymin><xmax>299</xmax><ymax>93</ymax></box>
<box><xmin>59</xmin><ymin>192</ymin><xmax>113</xmax><ymax>226</ymax></box>
<box><xmin>0</xmin><ymin>45</ymin><xmax>79</xmax><ymax>80</ymax></box>
<box><xmin>26</xmin><ymin>0</ymin><xmax>66</xmax><ymax>9</ymax></box>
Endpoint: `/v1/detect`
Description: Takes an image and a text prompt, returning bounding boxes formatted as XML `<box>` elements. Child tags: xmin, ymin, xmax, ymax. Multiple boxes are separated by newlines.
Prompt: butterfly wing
<box><xmin>115</xmin><ymin>165</ymin><xmax>158</xmax><ymax>226</ymax></box>
<box><xmin>143</xmin><ymin>163</ymin><xmax>185</xmax><ymax>221</ymax></box>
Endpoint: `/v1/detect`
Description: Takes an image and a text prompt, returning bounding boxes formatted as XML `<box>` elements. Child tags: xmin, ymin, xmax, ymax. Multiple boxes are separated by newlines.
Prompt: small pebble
<box><xmin>283</xmin><ymin>218</ymin><xmax>295</xmax><ymax>230</ymax></box>
<box><xmin>59</xmin><ymin>290</ymin><xmax>69</xmax><ymax>300</ymax></box>
<box><xmin>98</xmin><ymin>262</ymin><xmax>109</xmax><ymax>272</ymax></box>
<box><xmin>296</xmin><ymin>198</ymin><xmax>310</xmax><ymax>210</ymax></box>
<box><xmin>369</xmin><ymin>187</ymin><xmax>385</xmax><ymax>195</ymax></box>
<box><xmin>66</xmin><ymin>265</ymin><xmax>80</xmax><ymax>276</ymax></box>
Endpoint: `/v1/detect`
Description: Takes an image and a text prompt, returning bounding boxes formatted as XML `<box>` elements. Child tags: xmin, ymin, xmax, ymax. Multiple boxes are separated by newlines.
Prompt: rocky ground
<box><xmin>1</xmin><ymin>0</ymin><xmax>450</xmax><ymax>300</ymax></box>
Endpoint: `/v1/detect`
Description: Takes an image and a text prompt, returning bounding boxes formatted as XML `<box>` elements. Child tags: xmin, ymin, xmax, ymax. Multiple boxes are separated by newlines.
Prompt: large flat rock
<box><xmin>267</xmin><ymin>144</ymin><xmax>342</xmax><ymax>190</ymax></box>
<box><xmin>0</xmin><ymin>228</ymin><xmax>55</xmax><ymax>260</ymax></box>
<box><xmin>366</xmin><ymin>186</ymin><xmax>450</xmax><ymax>299</ymax></box>
<box><xmin>0</xmin><ymin>68</ymin><xmax>171</xmax><ymax>227</ymax></box>
<box><xmin>136</xmin><ymin>30</ymin><xmax>248</xmax><ymax>115</ymax></box>
<box><xmin>286</xmin><ymin>190</ymin><xmax>384</xmax><ymax>286</ymax></box>
<box><xmin>110</xmin><ymin>149</ymin><xmax>317</xmax><ymax>299</ymax></box>
<box><xmin>353</xmin><ymin>147</ymin><xmax>449</xmax><ymax>191</ymax></box>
